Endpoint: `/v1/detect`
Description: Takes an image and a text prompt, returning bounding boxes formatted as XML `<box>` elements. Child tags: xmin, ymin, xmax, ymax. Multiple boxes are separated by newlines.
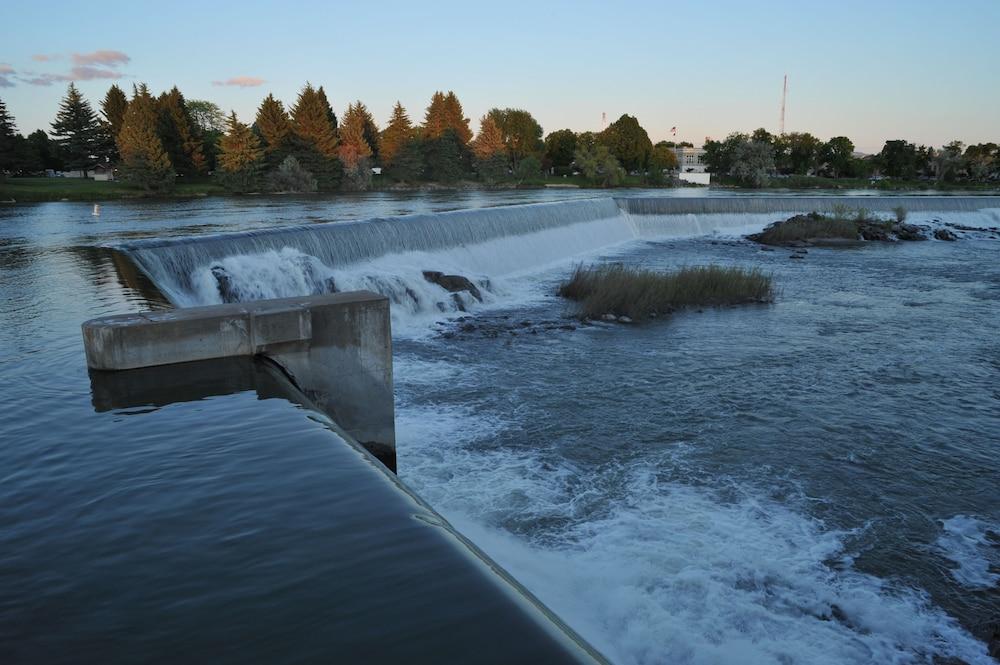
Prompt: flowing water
<box><xmin>1</xmin><ymin>190</ymin><xmax>999</xmax><ymax>663</ymax></box>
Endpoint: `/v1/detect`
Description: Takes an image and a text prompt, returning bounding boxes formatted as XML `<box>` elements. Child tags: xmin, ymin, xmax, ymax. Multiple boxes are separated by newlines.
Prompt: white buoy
<box><xmin>93</xmin><ymin>204</ymin><xmax>101</xmax><ymax>217</ymax></box>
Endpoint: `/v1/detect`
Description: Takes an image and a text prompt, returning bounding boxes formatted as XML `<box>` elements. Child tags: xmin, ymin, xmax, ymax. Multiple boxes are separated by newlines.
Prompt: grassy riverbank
<box><xmin>0</xmin><ymin>177</ymin><xmax>226</xmax><ymax>201</ymax></box>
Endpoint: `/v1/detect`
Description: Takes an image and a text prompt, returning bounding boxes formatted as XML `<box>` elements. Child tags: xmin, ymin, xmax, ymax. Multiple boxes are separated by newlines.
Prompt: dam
<box><xmin>74</xmin><ymin>193</ymin><xmax>1000</xmax><ymax>663</ymax></box>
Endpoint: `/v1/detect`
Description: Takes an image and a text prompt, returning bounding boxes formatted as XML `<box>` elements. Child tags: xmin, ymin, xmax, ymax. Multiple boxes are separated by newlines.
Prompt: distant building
<box><xmin>673</xmin><ymin>147</ymin><xmax>707</xmax><ymax>173</ymax></box>
<box><xmin>91</xmin><ymin>164</ymin><xmax>115</xmax><ymax>182</ymax></box>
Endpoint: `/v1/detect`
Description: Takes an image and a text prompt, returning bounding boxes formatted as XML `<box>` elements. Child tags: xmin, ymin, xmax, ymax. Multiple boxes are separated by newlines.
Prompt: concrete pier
<box><xmin>82</xmin><ymin>291</ymin><xmax>396</xmax><ymax>470</ymax></box>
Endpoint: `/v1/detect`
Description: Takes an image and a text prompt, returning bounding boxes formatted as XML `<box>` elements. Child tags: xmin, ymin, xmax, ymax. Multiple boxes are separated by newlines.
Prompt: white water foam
<box><xmin>393</xmin><ymin>357</ymin><xmax>996</xmax><ymax>665</ymax></box>
<box><xmin>935</xmin><ymin>515</ymin><xmax>1000</xmax><ymax>589</ymax></box>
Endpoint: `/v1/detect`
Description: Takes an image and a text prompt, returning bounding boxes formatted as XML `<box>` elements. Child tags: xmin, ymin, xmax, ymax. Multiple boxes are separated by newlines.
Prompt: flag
<box><xmin>670</xmin><ymin>126</ymin><xmax>677</xmax><ymax>134</ymax></box>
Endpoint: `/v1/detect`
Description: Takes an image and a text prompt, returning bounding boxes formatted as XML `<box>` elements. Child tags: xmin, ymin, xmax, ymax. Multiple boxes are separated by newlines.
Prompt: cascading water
<box><xmin>115</xmin><ymin>195</ymin><xmax>1000</xmax><ymax>326</ymax></box>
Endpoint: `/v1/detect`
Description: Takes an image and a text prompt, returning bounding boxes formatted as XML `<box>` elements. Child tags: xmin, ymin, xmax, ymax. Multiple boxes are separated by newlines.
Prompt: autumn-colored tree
<box><xmin>117</xmin><ymin>84</ymin><xmax>174</xmax><ymax>191</ymax></box>
<box><xmin>471</xmin><ymin>115</ymin><xmax>505</xmax><ymax>160</ymax></box>
<box><xmin>291</xmin><ymin>84</ymin><xmax>339</xmax><ymax>158</ymax></box>
<box><xmin>217</xmin><ymin>111</ymin><xmax>263</xmax><ymax>192</ymax></box>
<box><xmin>380</xmin><ymin>102</ymin><xmax>414</xmax><ymax>167</ymax></box>
<box><xmin>156</xmin><ymin>87</ymin><xmax>206</xmax><ymax>175</ymax></box>
<box><xmin>337</xmin><ymin>102</ymin><xmax>374</xmax><ymax>168</ymax></box>
<box><xmin>255</xmin><ymin>94</ymin><xmax>292</xmax><ymax>166</ymax></box>
<box><xmin>423</xmin><ymin>91</ymin><xmax>472</xmax><ymax>144</ymax></box>
<box><xmin>50</xmin><ymin>83</ymin><xmax>101</xmax><ymax>174</ymax></box>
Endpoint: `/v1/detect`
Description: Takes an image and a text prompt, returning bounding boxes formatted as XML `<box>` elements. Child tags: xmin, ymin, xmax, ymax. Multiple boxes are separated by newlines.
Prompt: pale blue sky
<box><xmin>3</xmin><ymin>0</ymin><xmax>998</xmax><ymax>152</ymax></box>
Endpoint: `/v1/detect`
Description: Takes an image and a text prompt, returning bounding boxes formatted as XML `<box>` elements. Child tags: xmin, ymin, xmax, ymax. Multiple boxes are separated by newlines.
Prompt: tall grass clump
<box><xmin>893</xmin><ymin>205</ymin><xmax>908</xmax><ymax>223</ymax></box>
<box><xmin>558</xmin><ymin>264</ymin><xmax>774</xmax><ymax>321</ymax></box>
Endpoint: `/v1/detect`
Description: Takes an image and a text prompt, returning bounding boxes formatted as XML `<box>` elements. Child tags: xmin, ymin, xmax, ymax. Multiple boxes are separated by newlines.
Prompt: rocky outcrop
<box><xmin>892</xmin><ymin>222</ymin><xmax>927</xmax><ymax>241</ymax></box>
<box><xmin>934</xmin><ymin>228</ymin><xmax>958</xmax><ymax>241</ymax></box>
<box><xmin>422</xmin><ymin>271</ymin><xmax>483</xmax><ymax>302</ymax></box>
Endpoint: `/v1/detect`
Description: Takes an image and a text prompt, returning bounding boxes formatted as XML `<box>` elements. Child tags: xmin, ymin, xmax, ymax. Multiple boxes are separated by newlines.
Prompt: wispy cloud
<box><xmin>0</xmin><ymin>64</ymin><xmax>15</xmax><ymax>87</ymax></box>
<box><xmin>212</xmin><ymin>76</ymin><xmax>266</xmax><ymax>88</ymax></box>
<box><xmin>32</xmin><ymin>54</ymin><xmax>61</xmax><ymax>62</ymax></box>
<box><xmin>72</xmin><ymin>50</ymin><xmax>130</xmax><ymax>66</ymax></box>
<box><xmin>69</xmin><ymin>65</ymin><xmax>122</xmax><ymax>80</ymax></box>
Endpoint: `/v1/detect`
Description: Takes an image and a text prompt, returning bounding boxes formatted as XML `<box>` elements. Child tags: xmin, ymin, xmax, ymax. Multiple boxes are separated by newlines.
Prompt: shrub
<box><xmin>893</xmin><ymin>205</ymin><xmax>908</xmax><ymax>223</ymax></box>
<box><xmin>265</xmin><ymin>156</ymin><xmax>317</xmax><ymax>193</ymax></box>
<box><xmin>558</xmin><ymin>264</ymin><xmax>774</xmax><ymax>320</ymax></box>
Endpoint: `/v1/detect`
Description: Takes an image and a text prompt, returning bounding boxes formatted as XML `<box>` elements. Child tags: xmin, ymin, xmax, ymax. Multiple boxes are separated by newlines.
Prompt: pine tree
<box><xmin>156</xmin><ymin>87</ymin><xmax>207</xmax><ymax>176</ymax></box>
<box><xmin>380</xmin><ymin>102</ymin><xmax>414</xmax><ymax>167</ymax></box>
<box><xmin>423</xmin><ymin>91</ymin><xmax>449</xmax><ymax>139</ymax></box>
<box><xmin>291</xmin><ymin>83</ymin><xmax>339</xmax><ymax>158</ymax></box>
<box><xmin>355</xmin><ymin>101</ymin><xmax>380</xmax><ymax>163</ymax></box>
<box><xmin>337</xmin><ymin>102</ymin><xmax>374</xmax><ymax>167</ymax></box>
<box><xmin>0</xmin><ymin>97</ymin><xmax>17</xmax><ymax>175</ymax></box>
<box><xmin>50</xmin><ymin>83</ymin><xmax>101</xmax><ymax>174</ymax></box>
<box><xmin>316</xmin><ymin>86</ymin><xmax>338</xmax><ymax>132</ymax></box>
<box><xmin>99</xmin><ymin>84</ymin><xmax>128</xmax><ymax>162</ymax></box>
<box><xmin>472</xmin><ymin>114</ymin><xmax>505</xmax><ymax>160</ymax></box>
<box><xmin>255</xmin><ymin>94</ymin><xmax>292</xmax><ymax>161</ymax></box>
<box><xmin>217</xmin><ymin>111</ymin><xmax>263</xmax><ymax>193</ymax></box>
<box><xmin>117</xmin><ymin>84</ymin><xmax>175</xmax><ymax>191</ymax></box>
<box><xmin>442</xmin><ymin>92</ymin><xmax>473</xmax><ymax>145</ymax></box>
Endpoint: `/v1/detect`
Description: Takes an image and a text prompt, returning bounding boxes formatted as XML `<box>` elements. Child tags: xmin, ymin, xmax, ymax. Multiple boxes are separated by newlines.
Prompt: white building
<box><xmin>673</xmin><ymin>147</ymin><xmax>707</xmax><ymax>173</ymax></box>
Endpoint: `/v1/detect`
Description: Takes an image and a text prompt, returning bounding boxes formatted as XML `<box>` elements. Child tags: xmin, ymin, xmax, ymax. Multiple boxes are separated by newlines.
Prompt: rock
<box><xmin>760</xmin><ymin>246</ymin><xmax>775</xmax><ymax>252</ymax></box>
<box><xmin>859</xmin><ymin>221</ymin><xmax>892</xmax><ymax>241</ymax></box>
<box><xmin>211</xmin><ymin>265</ymin><xmax>239</xmax><ymax>303</ymax></box>
<box><xmin>933</xmin><ymin>228</ymin><xmax>958</xmax><ymax>241</ymax></box>
<box><xmin>617</xmin><ymin>316</ymin><xmax>634</xmax><ymax>324</ymax></box>
<box><xmin>450</xmin><ymin>293</ymin><xmax>467</xmax><ymax>312</ymax></box>
<box><xmin>601</xmin><ymin>313</ymin><xmax>617</xmax><ymax>322</ymax></box>
<box><xmin>790</xmin><ymin>254</ymin><xmax>805</xmax><ymax>259</ymax></box>
<box><xmin>892</xmin><ymin>222</ymin><xmax>927</xmax><ymax>241</ymax></box>
<box><xmin>422</xmin><ymin>271</ymin><xmax>483</xmax><ymax>301</ymax></box>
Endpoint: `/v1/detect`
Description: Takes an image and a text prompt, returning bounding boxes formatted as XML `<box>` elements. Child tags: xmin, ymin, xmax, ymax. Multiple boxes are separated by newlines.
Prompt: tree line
<box><xmin>703</xmin><ymin>130</ymin><xmax>1000</xmax><ymax>188</ymax></box>
<box><xmin>3</xmin><ymin>85</ymin><xmax>997</xmax><ymax>191</ymax></box>
<box><xmin>0</xmin><ymin>85</ymin><xmax>685</xmax><ymax>191</ymax></box>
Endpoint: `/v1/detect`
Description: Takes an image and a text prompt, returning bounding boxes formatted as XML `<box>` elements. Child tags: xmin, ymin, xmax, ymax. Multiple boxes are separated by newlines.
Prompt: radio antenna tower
<box><xmin>779</xmin><ymin>74</ymin><xmax>787</xmax><ymax>135</ymax></box>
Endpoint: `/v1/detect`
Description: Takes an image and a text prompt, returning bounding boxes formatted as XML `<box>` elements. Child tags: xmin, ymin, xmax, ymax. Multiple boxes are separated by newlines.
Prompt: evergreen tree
<box><xmin>423</xmin><ymin>129</ymin><xmax>468</xmax><ymax>182</ymax></box>
<box><xmin>385</xmin><ymin>138</ymin><xmax>424</xmax><ymax>182</ymax></box>
<box><xmin>50</xmin><ymin>83</ymin><xmax>101</xmax><ymax>175</ymax></box>
<box><xmin>423</xmin><ymin>91</ymin><xmax>449</xmax><ymax>139</ymax></box>
<box><xmin>380</xmin><ymin>102</ymin><xmax>414</xmax><ymax>167</ymax></box>
<box><xmin>289</xmin><ymin>84</ymin><xmax>341</xmax><ymax>190</ymax></box>
<box><xmin>27</xmin><ymin>129</ymin><xmax>62</xmax><ymax>171</ymax></box>
<box><xmin>156</xmin><ymin>87</ymin><xmax>207</xmax><ymax>176</ymax></box>
<box><xmin>217</xmin><ymin>111</ymin><xmax>263</xmax><ymax>193</ymax></box>
<box><xmin>472</xmin><ymin>115</ymin><xmax>505</xmax><ymax>160</ymax></box>
<box><xmin>316</xmin><ymin>86</ymin><xmax>338</xmax><ymax>132</ymax></box>
<box><xmin>0</xmin><ymin>97</ymin><xmax>17</xmax><ymax>175</ymax></box>
<box><xmin>99</xmin><ymin>84</ymin><xmax>128</xmax><ymax>162</ymax></box>
<box><xmin>117</xmin><ymin>84</ymin><xmax>175</xmax><ymax>191</ymax></box>
<box><xmin>254</xmin><ymin>94</ymin><xmax>292</xmax><ymax>164</ymax></box>
<box><xmin>355</xmin><ymin>101</ymin><xmax>380</xmax><ymax>163</ymax></box>
<box><xmin>337</xmin><ymin>102</ymin><xmax>374</xmax><ymax>191</ymax></box>
<box><xmin>291</xmin><ymin>83</ymin><xmax>339</xmax><ymax>158</ymax></box>
<box><xmin>442</xmin><ymin>92</ymin><xmax>472</xmax><ymax>145</ymax></box>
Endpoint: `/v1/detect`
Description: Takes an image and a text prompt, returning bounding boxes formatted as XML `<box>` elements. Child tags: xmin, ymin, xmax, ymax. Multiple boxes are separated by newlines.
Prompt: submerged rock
<box><xmin>211</xmin><ymin>265</ymin><xmax>239</xmax><ymax>303</ymax></box>
<box><xmin>422</xmin><ymin>270</ymin><xmax>483</xmax><ymax>301</ymax></box>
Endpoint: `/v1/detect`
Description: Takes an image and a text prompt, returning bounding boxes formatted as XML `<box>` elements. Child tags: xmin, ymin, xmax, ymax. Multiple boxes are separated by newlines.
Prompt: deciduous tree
<box><xmin>544</xmin><ymin>129</ymin><xmax>577</xmax><ymax>170</ymax></box>
<box><xmin>599</xmin><ymin>114</ymin><xmax>653</xmax><ymax>172</ymax></box>
<box><xmin>486</xmin><ymin>108</ymin><xmax>543</xmax><ymax>168</ymax></box>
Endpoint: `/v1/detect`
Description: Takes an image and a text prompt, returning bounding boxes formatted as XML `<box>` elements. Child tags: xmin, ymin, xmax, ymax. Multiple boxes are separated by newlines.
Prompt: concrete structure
<box><xmin>82</xmin><ymin>291</ymin><xmax>397</xmax><ymax>470</ymax></box>
<box><xmin>678</xmin><ymin>172</ymin><xmax>711</xmax><ymax>185</ymax></box>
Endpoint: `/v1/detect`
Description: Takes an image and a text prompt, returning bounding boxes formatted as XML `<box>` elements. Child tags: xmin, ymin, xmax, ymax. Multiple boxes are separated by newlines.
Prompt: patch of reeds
<box><xmin>558</xmin><ymin>263</ymin><xmax>774</xmax><ymax>321</ymax></box>
<box><xmin>751</xmin><ymin>213</ymin><xmax>860</xmax><ymax>245</ymax></box>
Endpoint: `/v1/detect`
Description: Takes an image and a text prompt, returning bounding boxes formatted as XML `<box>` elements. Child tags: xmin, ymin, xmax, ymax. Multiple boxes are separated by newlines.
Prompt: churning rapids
<box><xmin>118</xmin><ymin>195</ymin><xmax>1000</xmax><ymax>663</ymax></box>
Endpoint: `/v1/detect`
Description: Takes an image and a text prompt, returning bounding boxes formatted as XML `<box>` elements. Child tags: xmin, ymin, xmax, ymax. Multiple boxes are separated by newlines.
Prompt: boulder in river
<box><xmin>422</xmin><ymin>271</ymin><xmax>483</xmax><ymax>301</ymax></box>
<box><xmin>933</xmin><ymin>228</ymin><xmax>958</xmax><ymax>241</ymax></box>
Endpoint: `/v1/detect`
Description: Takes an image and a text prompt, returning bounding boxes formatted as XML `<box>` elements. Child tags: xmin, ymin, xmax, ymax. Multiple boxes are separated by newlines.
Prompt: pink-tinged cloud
<box><xmin>70</xmin><ymin>65</ymin><xmax>121</xmax><ymax>80</ymax></box>
<box><xmin>0</xmin><ymin>64</ymin><xmax>15</xmax><ymax>87</ymax></box>
<box><xmin>32</xmin><ymin>54</ymin><xmax>61</xmax><ymax>62</ymax></box>
<box><xmin>212</xmin><ymin>76</ymin><xmax>266</xmax><ymax>88</ymax></box>
<box><xmin>72</xmin><ymin>50</ymin><xmax>130</xmax><ymax>66</ymax></box>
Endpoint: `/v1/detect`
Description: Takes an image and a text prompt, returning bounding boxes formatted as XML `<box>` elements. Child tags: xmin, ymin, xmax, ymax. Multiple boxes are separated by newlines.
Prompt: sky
<box><xmin>2</xmin><ymin>0</ymin><xmax>998</xmax><ymax>153</ymax></box>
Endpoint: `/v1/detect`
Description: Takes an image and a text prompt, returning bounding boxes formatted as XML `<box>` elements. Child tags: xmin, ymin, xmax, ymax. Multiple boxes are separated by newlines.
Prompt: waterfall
<box><xmin>116</xmin><ymin>195</ymin><xmax>1000</xmax><ymax>317</ymax></box>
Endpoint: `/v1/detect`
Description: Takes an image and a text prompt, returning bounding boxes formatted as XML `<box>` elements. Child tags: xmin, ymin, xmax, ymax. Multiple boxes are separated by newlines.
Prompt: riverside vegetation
<box><xmin>558</xmin><ymin>264</ymin><xmax>774</xmax><ymax>322</ymax></box>
<box><xmin>3</xmin><ymin>84</ymin><xmax>998</xmax><ymax>201</ymax></box>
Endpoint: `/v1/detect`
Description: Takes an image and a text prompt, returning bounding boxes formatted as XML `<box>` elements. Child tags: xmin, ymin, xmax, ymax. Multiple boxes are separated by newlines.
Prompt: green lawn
<box><xmin>0</xmin><ymin>177</ymin><xmax>226</xmax><ymax>201</ymax></box>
